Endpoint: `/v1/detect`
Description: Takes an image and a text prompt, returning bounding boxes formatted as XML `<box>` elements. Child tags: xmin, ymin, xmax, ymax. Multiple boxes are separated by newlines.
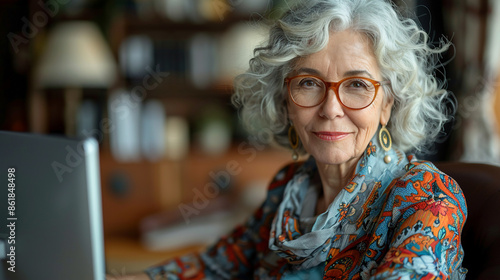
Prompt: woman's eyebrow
<box><xmin>295</xmin><ymin>67</ymin><xmax>322</xmax><ymax>76</ymax></box>
<box><xmin>343</xmin><ymin>70</ymin><xmax>374</xmax><ymax>79</ymax></box>
<box><xmin>294</xmin><ymin>68</ymin><xmax>375</xmax><ymax>80</ymax></box>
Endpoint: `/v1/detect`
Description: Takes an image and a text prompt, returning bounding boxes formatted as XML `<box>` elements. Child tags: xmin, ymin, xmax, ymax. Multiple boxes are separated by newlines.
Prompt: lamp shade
<box><xmin>35</xmin><ymin>21</ymin><xmax>117</xmax><ymax>88</ymax></box>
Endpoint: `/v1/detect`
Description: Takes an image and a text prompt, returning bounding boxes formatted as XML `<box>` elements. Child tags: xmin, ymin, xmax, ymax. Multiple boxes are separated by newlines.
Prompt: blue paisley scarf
<box><xmin>268</xmin><ymin>127</ymin><xmax>410</xmax><ymax>270</ymax></box>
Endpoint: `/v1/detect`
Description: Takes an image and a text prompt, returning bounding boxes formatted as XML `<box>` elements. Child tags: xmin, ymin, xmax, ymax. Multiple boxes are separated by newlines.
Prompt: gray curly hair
<box><xmin>232</xmin><ymin>0</ymin><xmax>453</xmax><ymax>153</ymax></box>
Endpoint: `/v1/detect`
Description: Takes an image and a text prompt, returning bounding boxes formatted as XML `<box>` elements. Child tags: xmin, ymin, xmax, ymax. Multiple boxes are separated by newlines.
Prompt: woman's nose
<box><xmin>319</xmin><ymin>89</ymin><xmax>345</xmax><ymax>119</ymax></box>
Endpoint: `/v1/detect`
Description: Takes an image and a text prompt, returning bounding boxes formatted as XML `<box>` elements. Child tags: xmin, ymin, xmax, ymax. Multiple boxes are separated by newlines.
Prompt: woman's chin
<box><xmin>309</xmin><ymin>150</ymin><xmax>355</xmax><ymax>166</ymax></box>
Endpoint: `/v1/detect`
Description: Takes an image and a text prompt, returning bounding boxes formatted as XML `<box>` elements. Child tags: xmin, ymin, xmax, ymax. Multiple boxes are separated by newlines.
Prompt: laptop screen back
<box><xmin>0</xmin><ymin>131</ymin><xmax>105</xmax><ymax>280</ymax></box>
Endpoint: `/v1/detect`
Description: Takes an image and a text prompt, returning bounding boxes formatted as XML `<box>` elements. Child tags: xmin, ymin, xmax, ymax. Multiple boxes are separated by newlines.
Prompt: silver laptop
<box><xmin>0</xmin><ymin>131</ymin><xmax>105</xmax><ymax>280</ymax></box>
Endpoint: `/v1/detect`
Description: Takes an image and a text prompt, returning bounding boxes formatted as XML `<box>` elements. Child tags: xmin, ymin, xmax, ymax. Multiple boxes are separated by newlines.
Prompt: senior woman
<box><xmin>117</xmin><ymin>0</ymin><xmax>467</xmax><ymax>279</ymax></box>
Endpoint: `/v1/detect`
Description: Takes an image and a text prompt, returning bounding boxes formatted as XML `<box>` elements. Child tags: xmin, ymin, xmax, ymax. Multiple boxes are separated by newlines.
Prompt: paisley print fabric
<box><xmin>145</xmin><ymin>131</ymin><xmax>467</xmax><ymax>279</ymax></box>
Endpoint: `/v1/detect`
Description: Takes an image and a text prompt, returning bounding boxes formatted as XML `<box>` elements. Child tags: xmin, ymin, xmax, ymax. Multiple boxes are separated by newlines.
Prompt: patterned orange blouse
<box><xmin>146</xmin><ymin>140</ymin><xmax>467</xmax><ymax>279</ymax></box>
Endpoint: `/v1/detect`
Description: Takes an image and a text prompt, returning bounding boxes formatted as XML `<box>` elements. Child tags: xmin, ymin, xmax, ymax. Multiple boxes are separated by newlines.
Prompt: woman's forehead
<box><xmin>290</xmin><ymin>31</ymin><xmax>379</xmax><ymax>79</ymax></box>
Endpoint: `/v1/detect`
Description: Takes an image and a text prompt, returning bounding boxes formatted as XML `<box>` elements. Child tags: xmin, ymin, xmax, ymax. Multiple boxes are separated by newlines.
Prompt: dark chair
<box><xmin>436</xmin><ymin>162</ymin><xmax>500</xmax><ymax>280</ymax></box>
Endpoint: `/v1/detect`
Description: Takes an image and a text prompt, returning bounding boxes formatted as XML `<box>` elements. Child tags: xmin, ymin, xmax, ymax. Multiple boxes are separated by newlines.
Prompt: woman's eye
<box><xmin>299</xmin><ymin>79</ymin><xmax>320</xmax><ymax>87</ymax></box>
<box><xmin>347</xmin><ymin>79</ymin><xmax>368</xmax><ymax>89</ymax></box>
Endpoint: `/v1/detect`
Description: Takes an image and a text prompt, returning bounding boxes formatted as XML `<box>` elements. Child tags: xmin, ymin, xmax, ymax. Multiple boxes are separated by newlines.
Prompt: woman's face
<box><xmin>287</xmin><ymin>30</ymin><xmax>393</xmax><ymax>166</ymax></box>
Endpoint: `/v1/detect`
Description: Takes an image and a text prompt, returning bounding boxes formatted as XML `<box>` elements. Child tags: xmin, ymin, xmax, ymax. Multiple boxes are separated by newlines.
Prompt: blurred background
<box><xmin>0</xmin><ymin>0</ymin><xmax>499</xmax><ymax>274</ymax></box>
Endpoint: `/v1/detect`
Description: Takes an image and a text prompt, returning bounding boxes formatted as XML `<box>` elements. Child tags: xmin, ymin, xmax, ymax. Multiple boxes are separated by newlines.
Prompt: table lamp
<box><xmin>34</xmin><ymin>21</ymin><xmax>117</xmax><ymax>135</ymax></box>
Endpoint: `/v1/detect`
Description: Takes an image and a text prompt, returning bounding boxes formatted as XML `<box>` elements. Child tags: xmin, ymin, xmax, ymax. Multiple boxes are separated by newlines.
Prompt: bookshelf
<box><xmin>22</xmin><ymin>0</ymin><xmax>290</xmax><ymax>272</ymax></box>
<box><xmin>98</xmin><ymin>1</ymin><xmax>286</xmax><ymax>241</ymax></box>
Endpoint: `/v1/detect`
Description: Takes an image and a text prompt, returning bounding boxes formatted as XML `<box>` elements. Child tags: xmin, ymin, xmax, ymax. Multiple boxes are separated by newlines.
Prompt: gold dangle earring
<box><xmin>288</xmin><ymin>124</ymin><xmax>299</xmax><ymax>161</ymax></box>
<box><xmin>378</xmin><ymin>124</ymin><xmax>392</xmax><ymax>163</ymax></box>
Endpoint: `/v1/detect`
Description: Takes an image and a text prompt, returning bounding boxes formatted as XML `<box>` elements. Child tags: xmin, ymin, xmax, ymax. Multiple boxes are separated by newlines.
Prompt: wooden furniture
<box><xmin>100</xmin><ymin>147</ymin><xmax>292</xmax><ymax>237</ymax></box>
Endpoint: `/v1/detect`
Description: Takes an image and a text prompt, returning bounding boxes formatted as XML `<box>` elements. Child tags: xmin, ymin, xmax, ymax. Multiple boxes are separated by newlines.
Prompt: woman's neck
<box><xmin>315</xmin><ymin>158</ymin><xmax>359</xmax><ymax>214</ymax></box>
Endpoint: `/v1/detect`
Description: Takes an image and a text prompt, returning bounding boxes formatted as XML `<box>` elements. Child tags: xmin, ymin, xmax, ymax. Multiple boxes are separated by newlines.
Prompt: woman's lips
<box><xmin>313</xmin><ymin>131</ymin><xmax>350</xmax><ymax>141</ymax></box>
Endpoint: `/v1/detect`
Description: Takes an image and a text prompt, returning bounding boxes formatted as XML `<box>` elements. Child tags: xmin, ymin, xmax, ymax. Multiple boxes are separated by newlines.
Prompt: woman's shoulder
<box><xmin>395</xmin><ymin>159</ymin><xmax>463</xmax><ymax>194</ymax></box>
<box><xmin>386</xmin><ymin>158</ymin><xmax>467</xmax><ymax>218</ymax></box>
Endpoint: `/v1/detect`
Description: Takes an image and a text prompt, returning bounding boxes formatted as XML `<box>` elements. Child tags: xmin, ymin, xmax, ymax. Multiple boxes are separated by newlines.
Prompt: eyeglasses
<box><xmin>284</xmin><ymin>75</ymin><xmax>390</xmax><ymax>110</ymax></box>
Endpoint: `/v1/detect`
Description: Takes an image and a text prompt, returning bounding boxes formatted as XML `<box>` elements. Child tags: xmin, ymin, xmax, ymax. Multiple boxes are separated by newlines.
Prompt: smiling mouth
<box><xmin>313</xmin><ymin>131</ymin><xmax>350</xmax><ymax>141</ymax></box>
